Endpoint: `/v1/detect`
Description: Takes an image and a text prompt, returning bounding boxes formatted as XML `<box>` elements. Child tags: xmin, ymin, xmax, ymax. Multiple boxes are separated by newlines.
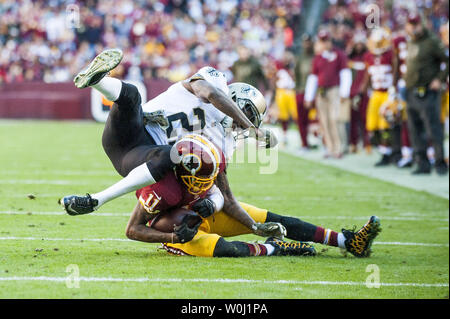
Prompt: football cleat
<box><xmin>374</xmin><ymin>154</ymin><xmax>391</xmax><ymax>167</ymax></box>
<box><xmin>265</xmin><ymin>238</ymin><xmax>316</xmax><ymax>256</ymax></box>
<box><xmin>342</xmin><ymin>216</ymin><xmax>381</xmax><ymax>257</ymax></box>
<box><xmin>73</xmin><ymin>48</ymin><xmax>123</xmax><ymax>89</ymax></box>
<box><xmin>59</xmin><ymin>194</ymin><xmax>98</xmax><ymax>216</ymax></box>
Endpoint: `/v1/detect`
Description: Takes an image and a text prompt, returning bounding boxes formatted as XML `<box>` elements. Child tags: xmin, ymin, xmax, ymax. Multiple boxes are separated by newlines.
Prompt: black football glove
<box><xmin>192</xmin><ymin>198</ymin><xmax>216</xmax><ymax>218</ymax></box>
<box><xmin>174</xmin><ymin>215</ymin><xmax>202</xmax><ymax>243</ymax></box>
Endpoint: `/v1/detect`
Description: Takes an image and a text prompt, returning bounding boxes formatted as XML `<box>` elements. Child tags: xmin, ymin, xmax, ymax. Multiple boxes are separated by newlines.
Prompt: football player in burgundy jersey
<box><xmin>360</xmin><ymin>28</ymin><xmax>401</xmax><ymax>166</ymax></box>
<box><xmin>126</xmin><ymin>133</ymin><xmax>317</xmax><ymax>257</ymax></box>
<box><xmin>126</xmin><ymin>134</ymin><xmax>381</xmax><ymax>258</ymax></box>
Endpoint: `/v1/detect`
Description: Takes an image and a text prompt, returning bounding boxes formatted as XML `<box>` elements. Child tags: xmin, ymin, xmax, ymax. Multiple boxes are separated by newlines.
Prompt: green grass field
<box><xmin>0</xmin><ymin>120</ymin><xmax>448</xmax><ymax>299</ymax></box>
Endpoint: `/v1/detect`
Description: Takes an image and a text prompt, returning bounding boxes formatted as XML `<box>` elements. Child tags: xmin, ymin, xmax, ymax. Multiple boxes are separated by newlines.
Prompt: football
<box><xmin>150</xmin><ymin>207</ymin><xmax>202</xmax><ymax>233</ymax></box>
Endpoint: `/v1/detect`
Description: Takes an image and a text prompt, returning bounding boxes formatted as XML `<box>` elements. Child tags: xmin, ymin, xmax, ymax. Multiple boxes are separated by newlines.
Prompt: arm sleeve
<box><xmin>304</xmin><ymin>74</ymin><xmax>318</xmax><ymax>102</ymax></box>
<box><xmin>206</xmin><ymin>185</ymin><xmax>224</xmax><ymax>212</ymax></box>
<box><xmin>339</xmin><ymin>68</ymin><xmax>352</xmax><ymax>98</ymax></box>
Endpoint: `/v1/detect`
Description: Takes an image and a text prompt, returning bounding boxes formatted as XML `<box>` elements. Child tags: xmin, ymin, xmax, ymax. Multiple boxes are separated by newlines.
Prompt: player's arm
<box><xmin>125</xmin><ymin>202</ymin><xmax>181</xmax><ymax>243</ymax></box>
<box><xmin>392</xmin><ymin>53</ymin><xmax>399</xmax><ymax>89</ymax></box>
<box><xmin>186</xmin><ymin>79</ymin><xmax>257</xmax><ymax>131</ymax></box>
<box><xmin>214</xmin><ymin>171</ymin><xmax>256</xmax><ymax>229</ymax></box>
<box><xmin>359</xmin><ymin>67</ymin><xmax>370</xmax><ymax>94</ymax></box>
<box><xmin>215</xmin><ymin>171</ymin><xmax>287</xmax><ymax>238</ymax></box>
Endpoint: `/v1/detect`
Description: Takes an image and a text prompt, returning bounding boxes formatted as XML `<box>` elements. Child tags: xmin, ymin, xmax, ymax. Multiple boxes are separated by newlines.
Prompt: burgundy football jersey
<box><xmin>364</xmin><ymin>49</ymin><xmax>394</xmax><ymax>91</ymax></box>
<box><xmin>135</xmin><ymin>154</ymin><xmax>226</xmax><ymax>214</ymax></box>
<box><xmin>136</xmin><ymin>171</ymin><xmax>205</xmax><ymax>214</ymax></box>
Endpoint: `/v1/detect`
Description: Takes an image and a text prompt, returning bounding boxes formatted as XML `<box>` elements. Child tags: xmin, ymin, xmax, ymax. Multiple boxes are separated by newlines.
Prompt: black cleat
<box><xmin>59</xmin><ymin>194</ymin><xmax>98</xmax><ymax>216</ymax></box>
<box><xmin>374</xmin><ymin>154</ymin><xmax>391</xmax><ymax>167</ymax></box>
<box><xmin>435</xmin><ymin>162</ymin><xmax>448</xmax><ymax>176</ymax></box>
<box><xmin>265</xmin><ymin>238</ymin><xmax>316</xmax><ymax>256</ymax></box>
<box><xmin>411</xmin><ymin>164</ymin><xmax>431</xmax><ymax>175</ymax></box>
<box><xmin>342</xmin><ymin>216</ymin><xmax>381</xmax><ymax>257</ymax></box>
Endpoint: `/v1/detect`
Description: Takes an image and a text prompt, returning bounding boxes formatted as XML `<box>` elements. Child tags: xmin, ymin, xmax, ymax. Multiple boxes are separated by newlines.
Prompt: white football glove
<box><xmin>249</xmin><ymin>127</ymin><xmax>278</xmax><ymax>149</ymax></box>
<box><xmin>252</xmin><ymin>222</ymin><xmax>286</xmax><ymax>240</ymax></box>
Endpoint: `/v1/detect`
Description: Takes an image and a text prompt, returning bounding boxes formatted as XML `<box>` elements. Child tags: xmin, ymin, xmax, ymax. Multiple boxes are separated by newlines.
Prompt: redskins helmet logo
<box><xmin>181</xmin><ymin>154</ymin><xmax>202</xmax><ymax>176</ymax></box>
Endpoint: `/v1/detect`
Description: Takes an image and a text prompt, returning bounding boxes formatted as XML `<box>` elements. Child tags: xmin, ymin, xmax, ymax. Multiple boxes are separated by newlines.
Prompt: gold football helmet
<box><xmin>228</xmin><ymin>82</ymin><xmax>267</xmax><ymax>128</ymax></box>
<box><xmin>367</xmin><ymin>27</ymin><xmax>392</xmax><ymax>55</ymax></box>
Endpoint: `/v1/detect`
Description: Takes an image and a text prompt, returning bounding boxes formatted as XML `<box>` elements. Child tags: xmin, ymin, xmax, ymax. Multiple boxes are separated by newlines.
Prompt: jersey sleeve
<box><xmin>205</xmin><ymin>184</ymin><xmax>224</xmax><ymax>212</ymax></box>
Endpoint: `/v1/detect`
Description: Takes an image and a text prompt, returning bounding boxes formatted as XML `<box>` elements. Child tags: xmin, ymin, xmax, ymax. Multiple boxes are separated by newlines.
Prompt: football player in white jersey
<box><xmin>59</xmin><ymin>49</ymin><xmax>280</xmax><ymax>236</ymax></box>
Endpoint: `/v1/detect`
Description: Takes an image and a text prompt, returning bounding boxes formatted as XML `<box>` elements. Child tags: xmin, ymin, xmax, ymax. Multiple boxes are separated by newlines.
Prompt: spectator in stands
<box><xmin>304</xmin><ymin>30</ymin><xmax>352</xmax><ymax>158</ymax></box>
<box><xmin>404</xmin><ymin>13</ymin><xmax>449</xmax><ymax>175</ymax></box>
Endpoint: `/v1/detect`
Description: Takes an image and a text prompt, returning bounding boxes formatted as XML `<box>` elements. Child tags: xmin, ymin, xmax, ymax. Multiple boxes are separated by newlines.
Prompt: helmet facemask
<box><xmin>180</xmin><ymin>175</ymin><xmax>216</xmax><ymax>195</ymax></box>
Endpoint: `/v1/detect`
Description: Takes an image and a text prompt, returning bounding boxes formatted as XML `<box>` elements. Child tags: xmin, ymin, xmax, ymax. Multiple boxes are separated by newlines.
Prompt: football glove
<box><xmin>174</xmin><ymin>215</ymin><xmax>202</xmax><ymax>243</ymax></box>
<box><xmin>251</xmin><ymin>127</ymin><xmax>278</xmax><ymax>149</ymax></box>
<box><xmin>253</xmin><ymin>222</ymin><xmax>286</xmax><ymax>239</ymax></box>
<box><xmin>192</xmin><ymin>198</ymin><xmax>216</xmax><ymax>218</ymax></box>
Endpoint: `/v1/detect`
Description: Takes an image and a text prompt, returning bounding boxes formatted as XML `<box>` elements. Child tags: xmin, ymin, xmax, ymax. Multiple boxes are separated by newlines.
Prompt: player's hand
<box><xmin>304</xmin><ymin>101</ymin><xmax>313</xmax><ymax>109</ymax></box>
<box><xmin>253</xmin><ymin>222</ymin><xmax>286</xmax><ymax>239</ymax></box>
<box><xmin>173</xmin><ymin>215</ymin><xmax>202</xmax><ymax>243</ymax></box>
<box><xmin>254</xmin><ymin>127</ymin><xmax>278</xmax><ymax>149</ymax></box>
<box><xmin>351</xmin><ymin>94</ymin><xmax>361</xmax><ymax>110</ymax></box>
<box><xmin>192</xmin><ymin>198</ymin><xmax>215</xmax><ymax>218</ymax></box>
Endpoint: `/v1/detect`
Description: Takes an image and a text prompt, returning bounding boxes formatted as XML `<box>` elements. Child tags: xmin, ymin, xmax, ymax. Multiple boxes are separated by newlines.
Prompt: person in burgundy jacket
<box><xmin>304</xmin><ymin>30</ymin><xmax>352</xmax><ymax>158</ymax></box>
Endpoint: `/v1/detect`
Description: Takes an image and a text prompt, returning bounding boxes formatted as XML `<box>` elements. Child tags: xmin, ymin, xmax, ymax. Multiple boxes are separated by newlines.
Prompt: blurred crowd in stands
<box><xmin>0</xmin><ymin>0</ymin><xmax>449</xmax><ymax>174</ymax></box>
<box><xmin>0</xmin><ymin>0</ymin><xmax>300</xmax><ymax>84</ymax></box>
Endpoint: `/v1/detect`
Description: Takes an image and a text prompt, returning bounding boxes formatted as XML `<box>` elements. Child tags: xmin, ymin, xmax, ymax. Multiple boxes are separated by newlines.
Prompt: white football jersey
<box><xmin>141</xmin><ymin>67</ymin><xmax>236</xmax><ymax>161</ymax></box>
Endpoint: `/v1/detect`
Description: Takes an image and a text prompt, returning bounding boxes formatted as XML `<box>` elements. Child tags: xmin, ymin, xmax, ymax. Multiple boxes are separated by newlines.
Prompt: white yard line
<box><xmin>0</xmin><ymin>236</ymin><xmax>447</xmax><ymax>247</ymax></box>
<box><xmin>0</xmin><ymin>170</ymin><xmax>118</xmax><ymax>176</ymax></box>
<box><xmin>0</xmin><ymin>276</ymin><xmax>447</xmax><ymax>288</ymax></box>
<box><xmin>0</xmin><ymin>211</ymin><xmax>448</xmax><ymax>221</ymax></box>
<box><xmin>0</xmin><ymin>211</ymin><xmax>130</xmax><ymax>217</ymax></box>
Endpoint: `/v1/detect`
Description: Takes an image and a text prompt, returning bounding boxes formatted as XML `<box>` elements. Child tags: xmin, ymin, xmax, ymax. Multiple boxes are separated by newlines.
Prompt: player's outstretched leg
<box><xmin>265</xmin><ymin>212</ymin><xmax>381</xmax><ymax>257</ymax></box>
<box><xmin>60</xmin><ymin>48</ymin><xmax>175</xmax><ymax>216</ymax></box>
<box><xmin>212</xmin><ymin>238</ymin><xmax>316</xmax><ymax>257</ymax></box>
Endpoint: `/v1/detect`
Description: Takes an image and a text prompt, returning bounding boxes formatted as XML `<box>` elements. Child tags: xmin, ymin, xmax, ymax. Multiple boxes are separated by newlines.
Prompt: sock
<box><xmin>246</xmin><ymin>243</ymin><xmax>269</xmax><ymax>256</ymax></box>
<box><xmin>378</xmin><ymin>145</ymin><xmax>392</xmax><ymax>155</ymax></box>
<box><xmin>313</xmin><ymin>227</ymin><xmax>339</xmax><ymax>247</ymax></box>
<box><xmin>265</xmin><ymin>244</ymin><xmax>275</xmax><ymax>255</ymax></box>
<box><xmin>92</xmin><ymin>77</ymin><xmax>122</xmax><ymax>102</ymax></box>
<box><xmin>402</xmin><ymin>146</ymin><xmax>413</xmax><ymax>159</ymax></box>
<box><xmin>337</xmin><ymin>233</ymin><xmax>347</xmax><ymax>249</ymax></box>
<box><xmin>92</xmin><ymin>163</ymin><xmax>155</xmax><ymax>208</ymax></box>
